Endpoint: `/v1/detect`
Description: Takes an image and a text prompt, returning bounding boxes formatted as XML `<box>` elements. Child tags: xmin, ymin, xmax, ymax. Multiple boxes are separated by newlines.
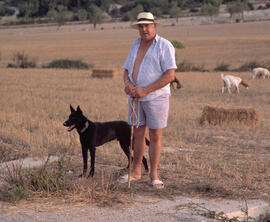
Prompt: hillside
<box><xmin>0</xmin><ymin>0</ymin><xmax>270</xmax><ymax>26</ymax></box>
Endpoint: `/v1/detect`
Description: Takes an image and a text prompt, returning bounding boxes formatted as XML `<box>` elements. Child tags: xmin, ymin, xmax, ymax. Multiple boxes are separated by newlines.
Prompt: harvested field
<box><xmin>0</xmin><ymin>20</ymin><xmax>270</xmax><ymax>204</ymax></box>
<box><xmin>0</xmin><ymin>20</ymin><xmax>270</xmax><ymax>69</ymax></box>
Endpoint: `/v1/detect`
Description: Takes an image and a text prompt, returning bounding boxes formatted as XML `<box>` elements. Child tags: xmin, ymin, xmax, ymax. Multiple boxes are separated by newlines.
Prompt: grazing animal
<box><xmin>170</xmin><ymin>76</ymin><xmax>182</xmax><ymax>90</ymax></box>
<box><xmin>252</xmin><ymin>67</ymin><xmax>270</xmax><ymax>79</ymax></box>
<box><xmin>63</xmin><ymin>105</ymin><xmax>149</xmax><ymax>177</ymax></box>
<box><xmin>221</xmin><ymin>74</ymin><xmax>249</xmax><ymax>94</ymax></box>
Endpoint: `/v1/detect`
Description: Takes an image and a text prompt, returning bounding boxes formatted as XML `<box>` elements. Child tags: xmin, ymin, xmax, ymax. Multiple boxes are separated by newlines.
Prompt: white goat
<box><xmin>252</xmin><ymin>67</ymin><xmax>270</xmax><ymax>79</ymax></box>
<box><xmin>221</xmin><ymin>74</ymin><xmax>249</xmax><ymax>94</ymax></box>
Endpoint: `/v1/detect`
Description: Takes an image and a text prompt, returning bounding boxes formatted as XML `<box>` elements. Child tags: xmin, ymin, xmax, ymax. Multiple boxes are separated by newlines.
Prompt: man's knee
<box><xmin>134</xmin><ymin>125</ymin><xmax>146</xmax><ymax>140</ymax></box>
<box><xmin>149</xmin><ymin>129</ymin><xmax>162</xmax><ymax>142</ymax></box>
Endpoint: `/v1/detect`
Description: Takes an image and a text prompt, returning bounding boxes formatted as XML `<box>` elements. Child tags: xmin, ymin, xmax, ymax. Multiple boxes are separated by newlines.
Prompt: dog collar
<box><xmin>80</xmin><ymin>121</ymin><xmax>89</xmax><ymax>133</ymax></box>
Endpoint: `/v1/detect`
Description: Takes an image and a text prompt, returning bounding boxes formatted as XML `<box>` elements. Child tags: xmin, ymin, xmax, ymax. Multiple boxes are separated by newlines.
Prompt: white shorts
<box><xmin>128</xmin><ymin>94</ymin><xmax>170</xmax><ymax>129</ymax></box>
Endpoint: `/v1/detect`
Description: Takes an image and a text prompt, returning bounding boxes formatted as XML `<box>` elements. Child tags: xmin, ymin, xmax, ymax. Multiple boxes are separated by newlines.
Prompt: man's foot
<box><xmin>118</xmin><ymin>174</ymin><xmax>141</xmax><ymax>184</ymax></box>
<box><xmin>151</xmin><ymin>179</ymin><xmax>164</xmax><ymax>189</ymax></box>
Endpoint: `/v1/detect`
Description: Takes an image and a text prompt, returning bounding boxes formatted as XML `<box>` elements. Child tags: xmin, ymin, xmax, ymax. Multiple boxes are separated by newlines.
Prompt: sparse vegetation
<box><xmin>44</xmin><ymin>59</ymin><xmax>92</xmax><ymax>69</ymax></box>
<box><xmin>1</xmin><ymin>67</ymin><xmax>270</xmax><ymax>206</ymax></box>
<box><xmin>176</xmin><ymin>60</ymin><xmax>206</xmax><ymax>72</ymax></box>
<box><xmin>170</xmin><ymin>40</ymin><xmax>185</xmax><ymax>49</ymax></box>
<box><xmin>214</xmin><ymin>61</ymin><xmax>230</xmax><ymax>71</ymax></box>
<box><xmin>0</xmin><ymin>155</ymin><xmax>119</xmax><ymax>204</ymax></box>
<box><xmin>7</xmin><ymin>52</ymin><xmax>36</xmax><ymax>68</ymax></box>
<box><xmin>235</xmin><ymin>60</ymin><xmax>264</xmax><ymax>71</ymax></box>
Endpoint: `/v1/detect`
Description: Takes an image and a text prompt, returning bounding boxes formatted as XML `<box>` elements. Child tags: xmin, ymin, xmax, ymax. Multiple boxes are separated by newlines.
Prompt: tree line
<box><xmin>0</xmin><ymin>0</ymin><xmax>262</xmax><ymax>28</ymax></box>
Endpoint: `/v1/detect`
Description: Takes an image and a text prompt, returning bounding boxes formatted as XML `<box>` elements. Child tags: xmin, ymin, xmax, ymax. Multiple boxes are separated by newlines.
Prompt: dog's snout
<box><xmin>63</xmin><ymin>121</ymin><xmax>67</xmax><ymax>126</ymax></box>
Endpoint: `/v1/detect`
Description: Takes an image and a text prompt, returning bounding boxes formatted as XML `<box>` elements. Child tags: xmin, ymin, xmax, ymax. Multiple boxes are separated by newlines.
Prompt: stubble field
<box><xmin>0</xmin><ymin>20</ymin><xmax>270</xmax><ymax>203</ymax></box>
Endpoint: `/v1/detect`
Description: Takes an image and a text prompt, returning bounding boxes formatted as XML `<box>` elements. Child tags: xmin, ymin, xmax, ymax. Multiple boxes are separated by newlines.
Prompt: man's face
<box><xmin>138</xmin><ymin>23</ymin><xmax>156</xmax><ymax>41</ymax></box>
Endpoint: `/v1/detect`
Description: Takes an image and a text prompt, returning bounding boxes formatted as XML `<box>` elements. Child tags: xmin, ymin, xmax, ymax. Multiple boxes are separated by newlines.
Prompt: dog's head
<box><xmin>63</xmin><ymin>105</ymin><xmax>86</xmax><ymax>132</ymax></box>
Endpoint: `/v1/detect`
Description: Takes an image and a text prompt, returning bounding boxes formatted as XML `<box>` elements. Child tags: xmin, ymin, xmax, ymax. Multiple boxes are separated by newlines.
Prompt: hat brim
<box><xmin>131</xmin><ymin>21</ymin><xmax>161</xmax><ymax>29</ymax></box>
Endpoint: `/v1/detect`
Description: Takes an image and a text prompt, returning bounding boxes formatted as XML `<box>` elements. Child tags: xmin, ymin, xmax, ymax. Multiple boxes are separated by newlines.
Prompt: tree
<box><xmin>77</xmin><ymin>9</ymin><xmax>88</xmax><ymax>21</ymax></box>
<box><xmin>17</xmin><ymin>0</ymin><xmax>39</xmax><ymax>17</ymax></box>
<box><xmin>204</xmin><ymin>0</ymin><xmax>222</xmax><ymax>7</ymax></box>
<box><xmin>226</xmin><ymin>0</ymin><xmax>248</xmax><ymax>22</ymax></box>
<box><xmin>88</xmin><ymin>4</ymin><xmax>104</xmax><ymax>29</ymax></box>
<box><xmin>47</xmin><ymin>5</ymin><xmax>72</xmax><ymax>29</ymax></box>
<box><xmin>170</xmin><ymin>1</ymin><xmax>181</xmax><ymax>22</ymax></box>
<box><xmin>150</xmin><ymin>7</ymin><xmax>162</xmax><ymax>18</ymax></box>
<box><xmin>201</xmin><ymin>2</ymin><xmax>220</xmax><ymax>20</ymax></box>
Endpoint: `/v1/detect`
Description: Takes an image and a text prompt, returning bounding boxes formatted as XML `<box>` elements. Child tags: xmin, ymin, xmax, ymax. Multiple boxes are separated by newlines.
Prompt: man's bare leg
<box><xmin>149</xmin><ymin>128</ymin><xmax>162</xmax><ymax>181</ymax></box>
<box><xmin>131</xmin><ymin>125</ymin><xmax>147</xmax><ymax>179</ymax></box>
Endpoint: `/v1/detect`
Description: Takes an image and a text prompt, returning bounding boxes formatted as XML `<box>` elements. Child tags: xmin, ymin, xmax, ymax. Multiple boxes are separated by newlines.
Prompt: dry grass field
<box><xmin>0</xmin><ymin>20</ymin><xmax>270</xmax><ymax>204</ymax></box>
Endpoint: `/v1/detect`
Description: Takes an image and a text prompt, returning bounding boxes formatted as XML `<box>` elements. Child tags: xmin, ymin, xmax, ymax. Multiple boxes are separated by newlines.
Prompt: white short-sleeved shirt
<box><xmin>123</xmin><ymin>34</ymin><xmax>177</xmax><ymax>101</ymax></box>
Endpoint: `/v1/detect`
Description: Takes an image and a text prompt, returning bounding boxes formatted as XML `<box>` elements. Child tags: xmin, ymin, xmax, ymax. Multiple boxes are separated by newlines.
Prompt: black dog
<box><xmin>63</xmin><ymin>105</ymin><xmax>149</xmax><ymax>177</ymax></box>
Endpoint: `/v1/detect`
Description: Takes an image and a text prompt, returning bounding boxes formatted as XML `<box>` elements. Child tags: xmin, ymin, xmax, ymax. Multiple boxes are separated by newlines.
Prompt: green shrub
<box><xmin>170</xmin><ymin>40</ymin><xmax>185</xmax><ymax>49</ymax></box>
<box><xmin>0</xmin><ymin>6</ymin><xmax>15</xmax><ymax>16</ymax></box>
<box><xmin>27</xmin><ymin>168</ymin><xmax>65</xmax><ymax>192</ymax></box>
<box><xmin>44</xmin><ymin>59</ymin><xmax>92</xmax><ymax>69</ymax></box>
<box><xmin>177</xmin><ymin>60</ymin><xmax>192</xmax><ymax>72</ymax></box>
<box><xmin>176</xmin><ymin>60</ymin><xmax>207</xmax><ymax>72</ymax></box>
<box><xmin>214</xmin><ymin>62</ymin><xmax>230</xmax><ymax>71</ymax></box>
<box><xmin>7</xmin><ymin>52</ymin><xmax>36</xmax><ymax>68</ymax></box>
<box><xmin>8</xmin><ymin>185</ymin><xmax>30</xmax><ymax>203</ymax></box>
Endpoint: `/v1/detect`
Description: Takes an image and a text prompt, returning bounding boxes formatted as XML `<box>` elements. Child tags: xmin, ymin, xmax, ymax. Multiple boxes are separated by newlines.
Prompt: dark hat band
<box><xmin>137</xmin><ymin>18</ymin><xmax>155</xmax><ymax>22</ymax></box>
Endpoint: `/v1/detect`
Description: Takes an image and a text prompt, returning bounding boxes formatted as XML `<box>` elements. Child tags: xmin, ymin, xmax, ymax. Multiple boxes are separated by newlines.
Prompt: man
<box><xmin>119</xmin><ymin>12</ymin><xmax>177</xmax><ymax>189</ymax></box>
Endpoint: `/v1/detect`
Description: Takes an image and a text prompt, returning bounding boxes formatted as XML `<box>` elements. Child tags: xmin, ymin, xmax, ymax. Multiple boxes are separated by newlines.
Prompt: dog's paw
<box><xmin>78</xmin><ymin>172</ymin><xmax>87</xmax><ymax>178</ymax></box>
<box><xmin>88</xmin><ymin>171</ymin><xmax>94</xmax><ymax>177</ymax></box>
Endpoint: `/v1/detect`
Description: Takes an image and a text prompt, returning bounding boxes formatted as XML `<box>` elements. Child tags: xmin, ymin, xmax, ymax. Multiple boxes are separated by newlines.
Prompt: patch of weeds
<box><xmin>7</xmin><ymin>52</ymin><xmax>36</xmax><ymax>68</ymax></box>
<box><xmin>181</xmin><ymin>202</ymin><xmax>241</xmax><ymax>222</ymax></box>
<box><xmin>214</xmin><ymin>61</ymin><xmax>231</xmax><ymax>71</ymax></box>
<box><xmin>176</xmin><ymin>60</ymin><xmax>193</xmax><ymax>72</ymax></box>
<box><xmin>201</xmin><ymin>210</ymin><xmax>240</xmax><ymax>222</ymax></box>
<box><xmin>170</xmin><ymin>40</ymin><xmax>185</xmax><ymax>49</ymax></box>
<box><xmin>44</xmin><ymin>59</ymin><xmax>92</xmax><ymax>69</ymax></box>
<box><xmin>27</xmin><ymin>157</ymin><xmax>65</xmax><ymax>193</ymax></box>
<box><xmin>7</xmin><ymin>184</ymin><xmax>30</xmax><ymax>203</ymax></box>
<box><xmin>176</xmin><ymin>60</ymin><xmax>207</xmax><ymax>72</ymax></box>
<box><xmin>235</xmin><ymin>60</ymin><xmax>263</xmax><ymax>72</ymax></box>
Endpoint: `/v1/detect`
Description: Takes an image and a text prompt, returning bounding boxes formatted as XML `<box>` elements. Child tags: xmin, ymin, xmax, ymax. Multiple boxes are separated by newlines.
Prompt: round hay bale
<box><xmin>199</xmin><ymin>105</ymin><xmax>261</xmax><ymax>127</ymax></box>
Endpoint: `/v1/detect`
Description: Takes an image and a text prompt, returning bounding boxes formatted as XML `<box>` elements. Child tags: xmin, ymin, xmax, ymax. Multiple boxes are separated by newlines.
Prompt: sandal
<box><xmin>151</xmin><ymin>179</ymin><xmax>164</xmax><ymax>189</ymax></box>
<box><xmin>118</xmin><ymin>174</ymin><xmax>140</xmax><ymax>184</ymax></box>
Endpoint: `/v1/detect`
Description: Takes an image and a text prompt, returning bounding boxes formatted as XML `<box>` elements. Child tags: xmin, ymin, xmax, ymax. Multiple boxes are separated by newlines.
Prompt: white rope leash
<box><xmin>129</xmin><ymin>98</ymin><xmax>140</xmax><ymax>128</ymax></box>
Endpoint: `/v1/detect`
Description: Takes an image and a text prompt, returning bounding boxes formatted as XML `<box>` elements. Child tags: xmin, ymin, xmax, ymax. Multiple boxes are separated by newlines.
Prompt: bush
<box><xmin>8</xmin><ymin>185</ymin><xmax>30</xmax><ymax>203</ymax></box>
<box><xmin>7</xmin><ymin>52</ymin><xmax>36</xmax><ymax>68</ymax></box>
<box><xmin>0</xmin><ymin>6</ymin><xmax>15</xmax><ymax>16</ymax></box>
<box><xmin>170</xmin><ymin>40</ymin><xmax>185</xmax><ymax>49</ymax></box>
<box><xmin>214</xmin><ymin>62</ymin><xmax>230</xmax><ymax>71</ymax></box>
<box><xmin>176</xmin><ymin>60</ymin><xmax>206</xmax><ymax>72</ymax></box>
<box><xmin>177</xmin><ymin>60</ymin><xmax>193</xmax><ymax>72</ymax></box>
<box><xmin>44</xmin><ymin>59</ymin><xmax>92</xmax><ymax>69</ymax></box>
<box><xmin>236</xmin><ymin>60</ymin><xmax>263</xmax><ymax>71</ymax></box>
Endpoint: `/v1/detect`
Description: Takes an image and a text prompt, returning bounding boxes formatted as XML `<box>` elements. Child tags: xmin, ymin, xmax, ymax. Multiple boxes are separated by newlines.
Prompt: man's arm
<box><xmin>123</xmin><ymin>69</ymin><xmax>136</xmax><ymax>96</ymax></box>
<box><xmin>135</xmin><ymin>69</ymin><xmax>175</xmax><ymax>98</ymax></box>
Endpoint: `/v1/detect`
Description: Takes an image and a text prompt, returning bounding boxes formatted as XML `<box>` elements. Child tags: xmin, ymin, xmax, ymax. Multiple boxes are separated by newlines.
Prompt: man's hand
<box><xmin>134</xmin><ymin>87</ymin><xmax>148</xmax><ymax>98</ymax></box>
<box><xmin>124</xmin><ymin>82</ymin><xmax>136</xmax><ymax>97</ymax></box>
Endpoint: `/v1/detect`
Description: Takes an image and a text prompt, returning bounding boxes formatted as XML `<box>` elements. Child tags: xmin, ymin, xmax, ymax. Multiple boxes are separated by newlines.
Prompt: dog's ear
<box><xmin>77</xmin><ymin>105</ymin><xmax>83</xmax><ymax>114</ymax></box>
<box><xmin>70</xmin><ymin>104</ymin><xmax>75</xmax><ymax>113</ymax></box>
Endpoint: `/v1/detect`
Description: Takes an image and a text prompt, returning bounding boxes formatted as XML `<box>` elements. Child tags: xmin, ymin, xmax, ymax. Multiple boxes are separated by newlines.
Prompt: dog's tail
<box><xmin>240</xmin><ymin>80</ymin><xmax>249</xmax><ymax>89</ymax></box>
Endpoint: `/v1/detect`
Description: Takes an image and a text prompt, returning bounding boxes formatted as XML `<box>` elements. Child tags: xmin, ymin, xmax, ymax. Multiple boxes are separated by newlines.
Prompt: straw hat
<box><xmin>131</xmin><ymin>12</ymin><xmax>161</xmax><ymax>29</ymax></box>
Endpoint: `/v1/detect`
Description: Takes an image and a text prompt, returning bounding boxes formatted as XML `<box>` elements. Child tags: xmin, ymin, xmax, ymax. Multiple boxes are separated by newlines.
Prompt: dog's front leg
<box><xmin>89</xmin><ymin>146</ymin><xmax>96</xmax><ymax>177</ymax></box>
<box><xmin>80</xmin><ymin>145</ymin><xmax>88</xmax><ymax>177</ymax></box>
